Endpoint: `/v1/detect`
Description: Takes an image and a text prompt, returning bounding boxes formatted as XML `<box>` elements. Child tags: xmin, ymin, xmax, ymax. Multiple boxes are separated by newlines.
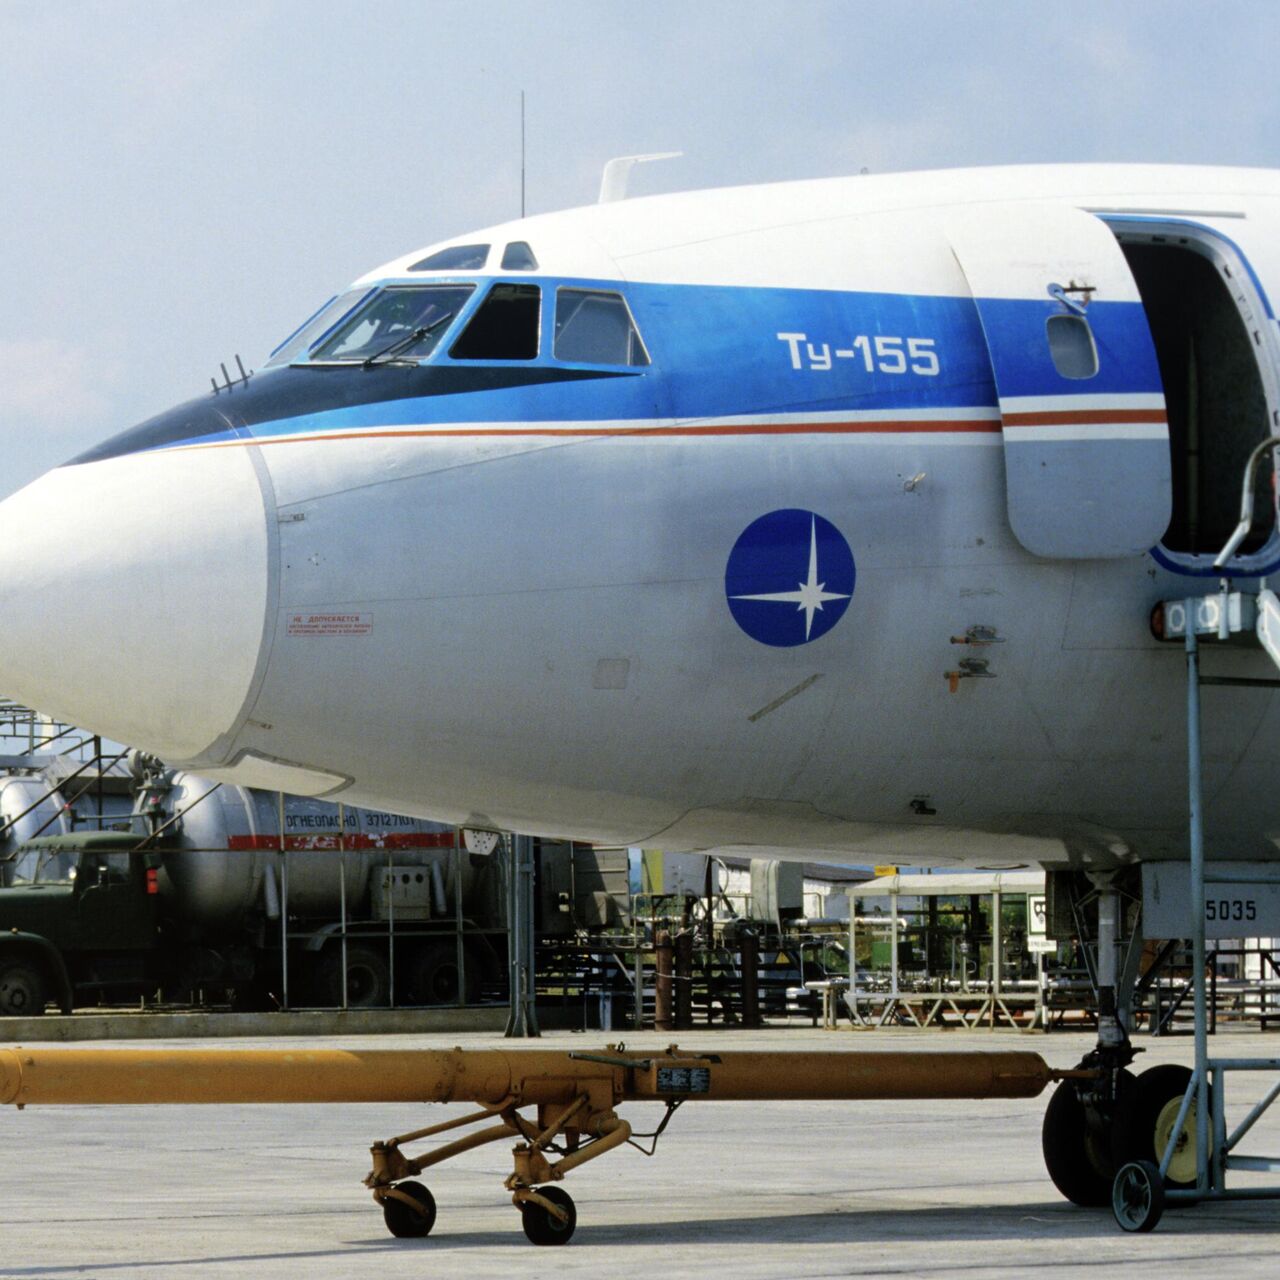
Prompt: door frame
<box><xmin>1101</xmin><ymin>215</ymin><xmax>1280</xmax><ymax>578</ymax></box>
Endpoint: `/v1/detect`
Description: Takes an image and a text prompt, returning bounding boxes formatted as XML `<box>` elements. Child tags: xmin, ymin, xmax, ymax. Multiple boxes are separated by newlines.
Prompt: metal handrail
<box><xmin>1213</xmin><ymin>436</ymin><xmax>1280</xmax><ymax>568</ymax></box>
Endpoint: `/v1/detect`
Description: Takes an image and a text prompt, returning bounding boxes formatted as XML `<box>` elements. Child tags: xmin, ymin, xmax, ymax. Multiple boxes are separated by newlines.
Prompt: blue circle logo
<box><xmin>725</xmin><ymin>509</ymin><xmax>856</xmax><ymax>647</ymax></box>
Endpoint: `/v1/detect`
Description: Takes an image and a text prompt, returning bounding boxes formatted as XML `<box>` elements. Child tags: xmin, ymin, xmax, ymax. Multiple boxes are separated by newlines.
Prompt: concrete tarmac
<box><xmin>2</xmin><ymin>1024</ymin><xmax>1280</xmax><ymax>1278</ymax></box>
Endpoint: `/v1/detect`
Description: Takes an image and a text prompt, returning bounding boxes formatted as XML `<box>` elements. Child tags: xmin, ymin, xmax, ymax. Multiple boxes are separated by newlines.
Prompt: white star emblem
<box><xmin>731</xmin><ymin>515</ymin><xmax>852</xmax><ymax>640</ymax></box>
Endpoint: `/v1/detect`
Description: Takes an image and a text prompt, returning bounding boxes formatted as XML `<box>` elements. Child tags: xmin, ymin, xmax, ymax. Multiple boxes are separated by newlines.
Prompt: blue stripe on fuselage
<box><xmin>68</xmin><ymin>278</ymin><xmax>1164</xmax><ymax>460</ymax></box>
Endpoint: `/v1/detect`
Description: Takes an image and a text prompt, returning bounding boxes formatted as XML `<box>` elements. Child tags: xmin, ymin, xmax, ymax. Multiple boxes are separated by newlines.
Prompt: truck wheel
<box><xmin>317</xmin><ymin>945</ymin><xmax>391</xmax><ymax>1008</ymax></box>
<box><xmin>0</xmin><ymin>960</ymin><xmax>47</xmax><ymax>1016</ymax></box>
<box><xmin>406</xmin><ymin>941</ymin><xmax>478</xmax><ymax>1005</ymax></box>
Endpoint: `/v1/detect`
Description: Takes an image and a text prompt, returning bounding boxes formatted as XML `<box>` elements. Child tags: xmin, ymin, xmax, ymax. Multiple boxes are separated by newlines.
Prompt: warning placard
<box><xmin>286</xmin><ymin>612</ymin><xmax>372</xmax><ymax>637</ymax></box>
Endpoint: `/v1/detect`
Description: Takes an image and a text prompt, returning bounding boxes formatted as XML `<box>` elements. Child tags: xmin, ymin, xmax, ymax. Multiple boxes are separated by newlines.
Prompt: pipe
<box><xmin>552</xmin><ymin>1115</ymin><xmax>632</xmax><ymax>1177</ymax></box>
<box><xmin>654</xmin><ymin>931</ymin><xmax>673</xmax><ymax>1031</ymax></box>
<box><xmin>430</xmin><ymin>862</ymin><xmax>448</xmax><ymax>918</ymax></box>
<box><xmin>262</xmin><ymin>861</ymin><xmax>280</xmax><ymax>921</ymax></box>
<box><xmin>412</xmin><ymin>1123</ymin><xmax>519</xmax><ymax>1172</ymax></box>
<box><xmin>674</xmin><ymin>930</ymin><xmax>694</xmax><ymax>1030</ymax></box>
<box><xmin>740</xmin><ymin>927</ymin><xmax>760</xmax><ymax>1029</ymax></box>
<box><xmin>1187</xmin><ymin>616</ymin><xmax>1211</xmax><ymax>1191</ymax></box>
<box><xmin>0</xmin><ymin>1047</ymin><xmax>1055</xmax><ymax>1108</ymax></box>
<box><xmin>685</xmin><ymin>1050</ymin><xmax>1053</xmax><ymax>1101</ymax></box>
<box><xmin>1096</xmin><ymin>883</ymin><xmax>1122</xmax><ymax>1048</ymax></box>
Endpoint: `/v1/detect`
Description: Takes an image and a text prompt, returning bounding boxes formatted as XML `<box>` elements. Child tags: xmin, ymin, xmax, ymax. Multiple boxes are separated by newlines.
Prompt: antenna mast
<box><xmin>520</xmin><ymin>90</ymin><xmax>526</xmax><ymax>219</ymax></box>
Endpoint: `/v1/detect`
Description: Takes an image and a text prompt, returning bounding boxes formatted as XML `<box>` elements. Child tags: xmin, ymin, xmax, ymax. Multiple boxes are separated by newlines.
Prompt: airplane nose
<box><xmin>0</xmin><ymin>442</ymin><xmax>271</xmax><ymax>762</ymax></box>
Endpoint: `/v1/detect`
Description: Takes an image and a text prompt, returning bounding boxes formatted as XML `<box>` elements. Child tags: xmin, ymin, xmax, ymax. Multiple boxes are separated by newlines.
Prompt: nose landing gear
<box><xmin>1041</xmin><ymin>871</ymin><xmax>1143</xmax><ymax>1206</ymax></box>
<box><xmin>1042</xmin><ymin>1064</ymin><xmax>1135</xmax><ymax>1206</ymax></box>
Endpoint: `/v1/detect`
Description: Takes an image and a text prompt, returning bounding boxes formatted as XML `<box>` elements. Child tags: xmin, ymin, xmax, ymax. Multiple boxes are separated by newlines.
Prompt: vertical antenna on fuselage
<box><xmin>520</xmin><ymin>89</ymin><xmax>526</xmax><ymax>219</ymax></box>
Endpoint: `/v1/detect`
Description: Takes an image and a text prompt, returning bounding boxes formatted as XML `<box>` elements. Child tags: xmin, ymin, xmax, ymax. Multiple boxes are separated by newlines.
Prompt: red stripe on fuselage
<box><xmin>1001</xmin><ymin>409</ymin><xmax>1167</xmax><ymax>426</ymax></box>
<box><xmin>183</xmin><ymin>418</ymin><xmax>1004</xmax><ymax>451</ymax></box>
<box><xmin>173</xmin><ymin>406</ymin><xmax>1163</xmax><ymax>452</ymax></box>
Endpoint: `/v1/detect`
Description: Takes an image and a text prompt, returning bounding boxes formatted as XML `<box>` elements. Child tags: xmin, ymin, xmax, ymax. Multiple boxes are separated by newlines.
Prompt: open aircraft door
<box><xmin>948</xmin><ymin>204</ymin><xmax>1171</xmax><ymax>559</ymax></box>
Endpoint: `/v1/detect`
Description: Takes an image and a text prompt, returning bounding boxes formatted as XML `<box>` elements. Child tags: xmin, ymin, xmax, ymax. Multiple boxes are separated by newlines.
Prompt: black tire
<box><xmin>521</xmin><ymin>1185</ymin><xmax>576</xmax><ymax>1246</ymax></box>
<box><xmin>382</xmin><ymin>1180</ymin><xmax>436</xmax><ymax>1238</ymax></box>
<box><xmin>0</xmin><ymin>959</ymin><xmax>47</xmax><ymax>1017</ymax></box>
<box><xmin>317</xmin><ymin>944</ymin><xmax>391</xmax><ymax>1008</ymax></box>
<box><xmin>1042</xmin><ymin>1075</ymin><xmax>1130</xmax><ymax>1207</ymax></box>
<box><xmin>1112</xmin><ymin>1063</ymin><xmax>1207</xmax><ymax>1190</ymax></box>
<box><xmin>405</xmin><ymin>941</ymin><xmax>478</xmax><ymax>1006</ymax></box>
<box><xmin>1112</xmin><ymin>1160</ymin><xmax>1165</xmax><ymax>1232</ymax></box>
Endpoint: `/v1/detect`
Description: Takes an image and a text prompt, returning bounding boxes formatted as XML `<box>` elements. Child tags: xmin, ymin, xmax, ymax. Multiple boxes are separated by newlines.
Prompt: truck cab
<box><xmin>0</xmin><ymin>832</ymin><xmax>163</xmax><ymax>1015</ymax></box>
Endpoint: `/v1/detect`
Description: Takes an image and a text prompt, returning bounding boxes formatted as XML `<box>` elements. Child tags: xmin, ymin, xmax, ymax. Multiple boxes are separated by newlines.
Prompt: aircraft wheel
<box><xmin>1112</xmin><ymin>1063</ymin><xmax>1207</xmax><ymax>1189</ymax></box>
<box><xmin>0</xmin><ymin>959</ymin><xmax>47</xmax><ymax>1016</ymax></box>
<box><xmin>521</xmin><ymin>1186</ymin><xmax>576</xmax><ymax>1246</ymax></box>
<box><xmin>1112</xmin><ymin>1160</ymin><xmax>1165</xmax><ymax>1232</ymax></box>
<box><xmin>382</xmin><ymin>1180</ymin><xmax>436</xmax><ymax>1238</ymax></box>
<box><xmin>1042</xmin><ymin>1076</ymin><xmax>1130</xmax><ymax>1206</ymax></box>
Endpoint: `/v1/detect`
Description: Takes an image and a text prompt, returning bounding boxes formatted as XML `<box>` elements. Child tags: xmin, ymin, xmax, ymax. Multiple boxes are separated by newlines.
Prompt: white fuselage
<box><xmin>3</xmin><ymin>164</ymin><xmax>1280</xmax><ymax>869</ymax></box>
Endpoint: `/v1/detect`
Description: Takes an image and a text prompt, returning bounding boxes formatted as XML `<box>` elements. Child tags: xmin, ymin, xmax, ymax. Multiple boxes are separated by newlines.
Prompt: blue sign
<box><xmin>725</xmin><ymin>509</ymin><xmax>855</xmax><ymax>647</ymax></box>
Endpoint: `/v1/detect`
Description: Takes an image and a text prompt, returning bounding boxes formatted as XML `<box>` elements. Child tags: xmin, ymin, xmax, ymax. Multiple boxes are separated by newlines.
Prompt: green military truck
<box><xmin>0</xmin><ymin>832</ymin><xmax>164</xmax><ymax>1016</ymax></box>
<box><xmin>0</xmin><ymin>828</ymin><xmax>501</xmax><ymax>1016</ymax></box>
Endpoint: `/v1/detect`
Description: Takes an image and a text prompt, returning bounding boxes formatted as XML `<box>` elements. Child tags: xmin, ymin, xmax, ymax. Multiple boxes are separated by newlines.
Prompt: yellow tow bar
<box><xmin>0</xmin><ymin>1044</ymin><xmax>1067</xmax><ymax>1245</ymax></box>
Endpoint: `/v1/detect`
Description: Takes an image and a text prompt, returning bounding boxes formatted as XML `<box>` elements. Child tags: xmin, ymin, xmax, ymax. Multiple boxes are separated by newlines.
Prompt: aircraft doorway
<box><xmin>1107</xmin><ymin>221</ymin><xmax>1280</xmax><ymax>564</ymax></box>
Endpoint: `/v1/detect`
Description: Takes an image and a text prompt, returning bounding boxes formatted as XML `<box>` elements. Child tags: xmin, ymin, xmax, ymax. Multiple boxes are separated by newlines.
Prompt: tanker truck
<box><xmin>0</xmin><ymin>768</ymin><xmax>504</xmax><ymax>1016</ymax></box>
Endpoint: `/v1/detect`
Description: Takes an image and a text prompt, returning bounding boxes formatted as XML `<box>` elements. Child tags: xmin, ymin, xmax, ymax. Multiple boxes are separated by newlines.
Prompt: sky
<box><xmin>2</xmin><ymin>0</ymin><xmax>1280</xmax><ymax>498</ymax></box>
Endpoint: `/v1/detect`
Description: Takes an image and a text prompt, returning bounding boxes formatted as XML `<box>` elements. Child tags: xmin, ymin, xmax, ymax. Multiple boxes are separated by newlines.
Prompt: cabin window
<box><xmin>265</xmin><ymin>288</ymin><xmax>375</xmax><ymax>367</ymax></box>
<box><xmin>449</xmin><ymin>284</ymin><xmax>541</xmax><ymax>360</ymax></box>
<box><xmin>409</xmin><ymin>244</ymin><xmax>490</xmax><ymax>272</ymax></box>
<box><xmin>501</xmin><ymin>241</ymin><xmax>539</xmax><ymax>270</ymax></box>
<box><xmin>553</xmin><ymin>289</ymin><xmax>650</xmax><ymax>366</ymax></box>
<box><xmin>307</xmin><ymin>285</ymin><xmax>475</xmax><ymax>363</ymax></box>
<box><xmin>1046</xmin><ymin>313</ymin><xmax>1098</xmax><ymax>380</ymax></box>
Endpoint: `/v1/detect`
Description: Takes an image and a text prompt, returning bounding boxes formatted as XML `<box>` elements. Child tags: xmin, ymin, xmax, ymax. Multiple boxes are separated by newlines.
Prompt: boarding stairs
<box><xmin>1114</xmin><ymin>437</ymin><xmax>1280</xmax><ymax>1229</ymax></box>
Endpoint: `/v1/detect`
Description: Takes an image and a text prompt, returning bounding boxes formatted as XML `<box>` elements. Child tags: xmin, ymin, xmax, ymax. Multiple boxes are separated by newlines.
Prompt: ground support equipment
<box><xmin>1114</xmin><ymin>586</ymin><xmax>1280</xmax><ymax>1231</ymax></box>
<box><xmin>0</xmin><ymin>1043</ymin><xmax>1066</xmax><ymax>1245</ymax></box>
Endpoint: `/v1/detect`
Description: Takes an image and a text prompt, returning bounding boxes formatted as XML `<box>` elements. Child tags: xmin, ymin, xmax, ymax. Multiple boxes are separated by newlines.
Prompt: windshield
<box><xmin>9</xmin><ymin>845</ymin><xmax>79</xmax><ymax>884</ymax></box>
<box><xmin>264</xmin><ymin>289</ymin><xmax>375</xmax><ymax>368</ymax></box>
<box><xmin>308</xmin><ymin>286</ymin><xmax>475</xmax><ymax>364</ymax></box>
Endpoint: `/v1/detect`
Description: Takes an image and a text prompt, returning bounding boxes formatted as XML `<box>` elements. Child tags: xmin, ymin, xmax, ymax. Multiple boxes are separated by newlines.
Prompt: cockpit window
<box><xmin>501</xmin><ymin>241</ymin><xmax>539</xmax><ymax>271</ymax></box>
<box><xmin>264</xmin><ymin>289</ymin><xmax>374</xmax><ymax>367</ymax></box>
<box><xmin>409</xmin><ymin>244</ymin><xmax>490</xmax><ymax>272</ymax></box>
<box><xmin>553</xmin><ymin>289</ymin><xmax>649</xmax><ymax>366</ymax></box>
<box><xmin>449</xmin><ymin>284</ymin><xmax>541</xmax><ymax>360</ymax></box>
<box><xmin>307</xmin><ymin>285</ymin><xmax>475</xmax><ymax>363</ymax></box>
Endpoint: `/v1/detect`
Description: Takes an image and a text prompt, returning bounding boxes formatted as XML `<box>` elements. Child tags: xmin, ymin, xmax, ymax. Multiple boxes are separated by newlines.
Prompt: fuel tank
<box><xmin>0</xmin><ymin>768</ymin><xmax>134</xmax><ymax>884</ymax></box>
<box><xmin>149</xmin><ymin>772</ymin><xmax>484</xmax><ymax>927</ymax></box>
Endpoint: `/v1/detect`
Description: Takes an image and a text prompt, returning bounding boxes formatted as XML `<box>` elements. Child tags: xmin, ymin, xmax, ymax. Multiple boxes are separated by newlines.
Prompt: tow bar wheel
<box><xmin>381</xmin><ymin>1180</ymin><xmax>437</xmax><ymax>1238</ymax></box>
<box><xmin>1112</xmin><ymin>1160</ymin><xmax>1165</xmax><ymax>1232</ymax></box>
<box><xmin>520</xmin><ymin>1186</ymin><xmax>576</xmax><ymax>1246</ymax></box>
